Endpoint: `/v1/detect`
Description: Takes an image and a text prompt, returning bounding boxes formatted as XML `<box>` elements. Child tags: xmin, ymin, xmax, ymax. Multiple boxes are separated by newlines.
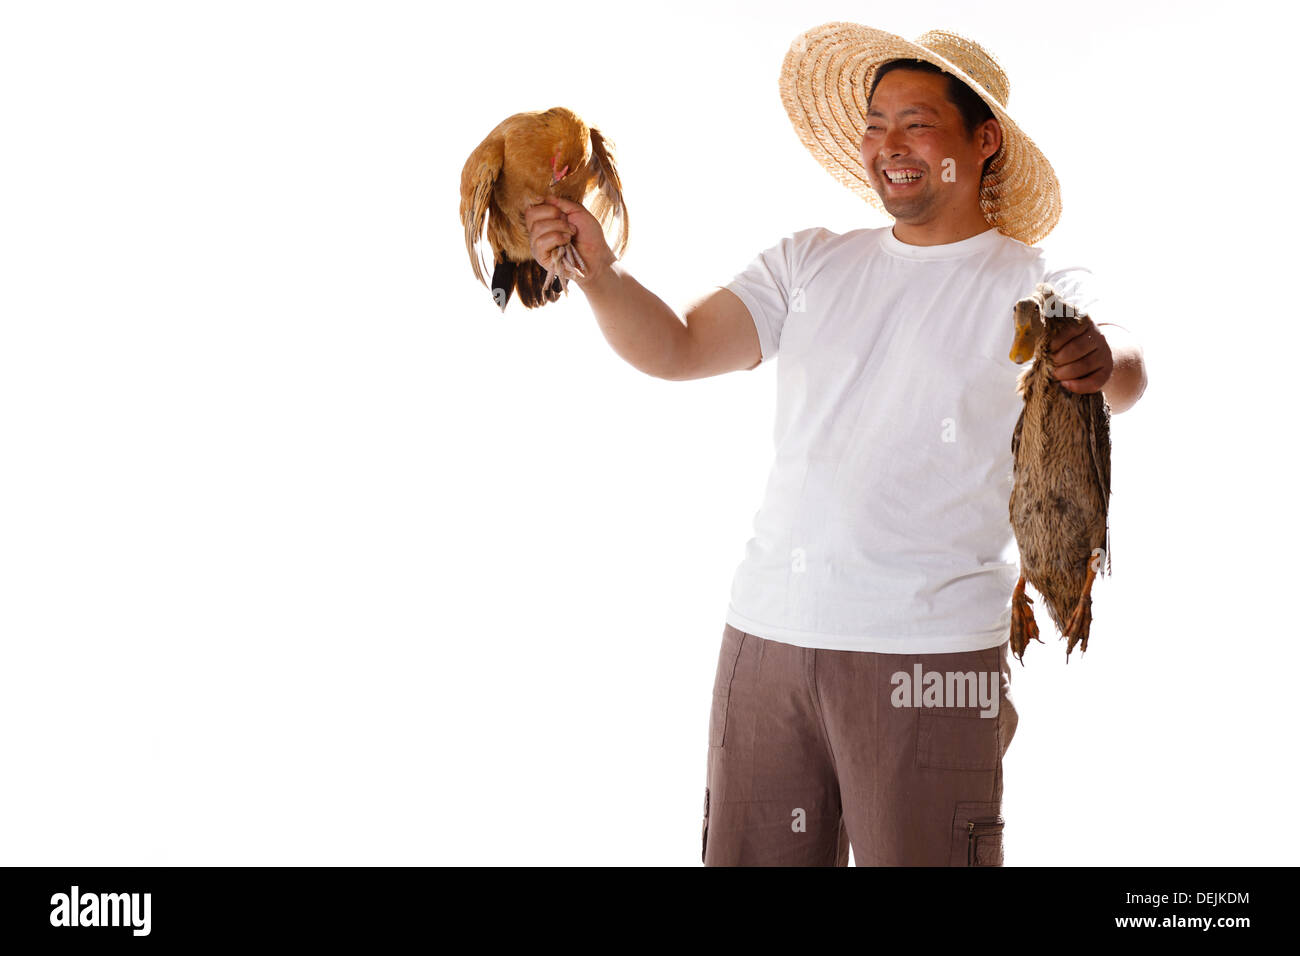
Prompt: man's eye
<box><xmin>909</xmin><ymin>123</ymin><xmax>927</xmax><ymax>129</ymax></box>
<box><xmin>866</xmin><ymin>125</ymin><xmax>880</xmax><ymax>131</ymax></box>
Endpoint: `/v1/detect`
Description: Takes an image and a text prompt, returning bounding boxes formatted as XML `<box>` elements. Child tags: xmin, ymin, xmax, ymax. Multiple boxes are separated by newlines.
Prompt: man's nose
<box><xmin>881</xmin><ymin>124</ymin><xmax>908</xmax><ymax>155</ymax></box>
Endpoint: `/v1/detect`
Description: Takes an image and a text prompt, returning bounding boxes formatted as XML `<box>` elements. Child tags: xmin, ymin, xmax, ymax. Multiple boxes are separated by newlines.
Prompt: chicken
<box><xmin>460</xmin><ymin>106</ymin><xmax>629</xmax><ymax>311</ymax></box>
<box><xmin>1007</xmin><ymin>282</ymin><xmax>1112</xmax><ymax>664</ymax></box>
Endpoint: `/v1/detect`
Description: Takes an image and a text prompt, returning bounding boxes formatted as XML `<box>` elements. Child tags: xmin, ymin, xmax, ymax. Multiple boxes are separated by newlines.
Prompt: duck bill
<box><xmin>1009</xmin><ymin>327</ymin><xmax>1036</xmax><ymax>364</ymax></box>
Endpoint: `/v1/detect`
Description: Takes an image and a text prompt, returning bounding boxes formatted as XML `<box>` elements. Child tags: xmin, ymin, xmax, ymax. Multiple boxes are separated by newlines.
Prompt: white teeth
<box><xmin>885</xmin><ymin>169</ymin><xmax>922</xmax><ymax>182</ymax></box>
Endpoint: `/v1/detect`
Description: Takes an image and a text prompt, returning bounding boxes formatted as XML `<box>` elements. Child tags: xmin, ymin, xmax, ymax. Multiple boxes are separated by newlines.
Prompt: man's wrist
<box><xmin>576</xmin><ymin>251</ymin><xmax>620</xmax><ymax>295</ymax></box>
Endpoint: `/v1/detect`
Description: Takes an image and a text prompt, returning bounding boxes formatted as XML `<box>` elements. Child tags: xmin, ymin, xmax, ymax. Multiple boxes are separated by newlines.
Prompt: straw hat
<box><xmin>779</xmin><ymin>23</ymin><xmax>1061</xmax><ymax>246</ymax></box>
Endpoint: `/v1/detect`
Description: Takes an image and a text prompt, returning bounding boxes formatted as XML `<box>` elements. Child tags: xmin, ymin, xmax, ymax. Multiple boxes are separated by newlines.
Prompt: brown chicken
<box><xmin>460</xmin><ymin>106</ymin><xmax>629</xmax><ymax>310</ymax></box>
<box><xmin>1008</xmin><ymin>282</ymin><xmax>1112</xmax><ymax>664</ymax></box>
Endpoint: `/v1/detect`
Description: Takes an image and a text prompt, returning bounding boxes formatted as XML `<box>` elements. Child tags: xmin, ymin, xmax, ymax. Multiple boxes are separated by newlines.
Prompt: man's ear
<box><xmin>978</xmin><ymin>116</ymin><xmax>1002</xmax><ymax>165</ymax></box>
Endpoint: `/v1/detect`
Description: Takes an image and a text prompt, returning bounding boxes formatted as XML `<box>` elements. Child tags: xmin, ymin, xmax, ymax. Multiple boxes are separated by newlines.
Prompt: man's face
<box><xmin>859</xmin><ymin>69</ymin><xmax>997</xmax><ymax>223</ymax></box>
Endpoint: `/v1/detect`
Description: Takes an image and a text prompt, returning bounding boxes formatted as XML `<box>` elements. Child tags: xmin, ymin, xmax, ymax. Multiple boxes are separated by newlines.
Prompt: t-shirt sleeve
<box><xmin>1041</xmin><ymin>261</ymin><xmax>1103</xmax><ymax>325</ymax></box>
<box><xmin>722</xmin><ymin>234</ymin><xmax>795</xmax><ymax>365</ymax></box>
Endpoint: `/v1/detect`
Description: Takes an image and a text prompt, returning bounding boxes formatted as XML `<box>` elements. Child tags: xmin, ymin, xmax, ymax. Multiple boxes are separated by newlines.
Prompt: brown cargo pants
<box><xmin>702</xmin><ymin>623</ymin><xmax>1018</xmax><ymax>866</ymax></box>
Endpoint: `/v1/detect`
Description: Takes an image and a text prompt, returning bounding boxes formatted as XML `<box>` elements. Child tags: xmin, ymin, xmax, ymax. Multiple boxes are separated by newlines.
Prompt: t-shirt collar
<box><xmin>879</xmin><ymin>223</ymin><xmax>1004</xmax><ymax>260</ymax></box>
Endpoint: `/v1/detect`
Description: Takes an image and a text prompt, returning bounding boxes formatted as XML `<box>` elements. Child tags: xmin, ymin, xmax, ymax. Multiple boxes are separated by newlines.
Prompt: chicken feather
<box><xmin>459</xmin><ymin>106</ymin><xmax>629</xmax><ymax>310</ymax></box>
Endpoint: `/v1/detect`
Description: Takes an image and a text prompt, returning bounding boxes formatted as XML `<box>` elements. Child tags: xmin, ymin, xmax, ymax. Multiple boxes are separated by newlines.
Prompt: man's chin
<box><xmin>869</xmin><ymin>179</ymin><xmax>929</xmax><ymax>217</ymax></box>
<box><xmin>881</xmin><ymin>198</ymin><xmax>925</xmax><ymax>218</ymax></box>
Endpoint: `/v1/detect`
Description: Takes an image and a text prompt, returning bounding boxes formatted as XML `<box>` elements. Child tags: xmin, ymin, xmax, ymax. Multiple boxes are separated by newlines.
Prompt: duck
<box><xmin>1007</xmin><ymin>282</ymin><xmax>1112</xmax><ymax>663</ymax></box>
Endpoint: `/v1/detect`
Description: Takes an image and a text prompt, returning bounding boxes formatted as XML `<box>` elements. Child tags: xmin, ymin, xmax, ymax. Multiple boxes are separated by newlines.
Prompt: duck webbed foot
<box><xmin>1010</xmin><ymin>572</ymin><xmax>1042</xmax><ymax>665</ymax></box>
<box><xmin>1063</xmin><ymin>558</ymin><xmax>1100</xmax><ymax>661</ymax></box>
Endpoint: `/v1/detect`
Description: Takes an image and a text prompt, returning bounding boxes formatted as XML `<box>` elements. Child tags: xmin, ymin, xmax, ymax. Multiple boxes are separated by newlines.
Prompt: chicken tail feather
<box><xmin>514</xmin><ymin>258</ymin><xmax>563</xmax><ymax>309</ymax></box>
<box><xmin>490</xmin><ymin>258</ymin><xmax>516</xmax><ymax>312</ymax></box>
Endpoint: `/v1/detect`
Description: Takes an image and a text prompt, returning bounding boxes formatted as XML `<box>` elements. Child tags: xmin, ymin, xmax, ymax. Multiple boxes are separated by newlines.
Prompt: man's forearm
<box><xmin>1098</xmin><ymin>323</ymin><xmax>1147</xmax><ymax>414</ymax></box>
<box><xmin>575</xmin><ymin>260</ymin><xmax>687</xmax><ymax>380</ymax></box>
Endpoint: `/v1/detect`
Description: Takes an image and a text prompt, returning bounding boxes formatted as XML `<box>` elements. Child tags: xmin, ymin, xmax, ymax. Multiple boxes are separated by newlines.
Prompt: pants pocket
<box><xmin>950</xmin><ymin>801</ymin><xmax>1005</xmax><ymax>866</ymax></box>
<box><xmin>996</xmin><ymin>641</ymin><xmax>1018</xmax><ymax>759</ymax></box>
<box><xmin>708</xmin><ymin>625</ymin><xmax>746</xmax><ymax>748</ymax></box>
<box><xmin>912</xmin><ymin>645</ymin><xmax>1004</xmax><ymax>771</ymax></box>
<box><xmin>916</xmin><ymin>711</ymin><xmax>1000</xmax><ymax>771</ymax></box>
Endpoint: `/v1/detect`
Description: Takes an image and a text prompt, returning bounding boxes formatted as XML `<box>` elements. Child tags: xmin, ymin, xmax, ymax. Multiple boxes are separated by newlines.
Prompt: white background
<box><xmin>2</xmin><ymin>0</ymin><xmax>1294</xmax><ymax>866</ymax></box>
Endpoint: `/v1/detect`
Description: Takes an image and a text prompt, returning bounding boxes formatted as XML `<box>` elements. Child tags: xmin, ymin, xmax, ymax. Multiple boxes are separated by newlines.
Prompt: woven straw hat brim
<box><xmin>779</xmin><ymin>23</ymin><xmax>1061</xmax><ymax>246</ymax></box>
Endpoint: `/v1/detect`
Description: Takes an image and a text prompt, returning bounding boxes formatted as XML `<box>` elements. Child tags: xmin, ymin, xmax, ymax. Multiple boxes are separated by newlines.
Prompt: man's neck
<box><xmin>890</xmin><ymin>215</ymin><xmax>994</xmax><ymax>247</ymax></box>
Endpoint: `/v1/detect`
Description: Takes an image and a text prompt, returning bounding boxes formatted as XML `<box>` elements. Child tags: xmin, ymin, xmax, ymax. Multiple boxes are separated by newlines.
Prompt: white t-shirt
<box><xmin>721</xmin><ymin>224</ymin><xmax>1103</xmax><ymax>653</ymax></box>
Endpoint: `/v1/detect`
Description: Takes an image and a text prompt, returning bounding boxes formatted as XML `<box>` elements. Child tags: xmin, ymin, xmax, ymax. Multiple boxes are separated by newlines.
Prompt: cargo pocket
<box><xmin>950</xmin><ymin>801</ymin><xmax>1005</xmax><ymax>866</ymax></box>
<box><xmin>701</xmin><ymin>786</ymin><xmax>710</xmax><ymax>864</ymax></box>
<box><xmin>708</xmin><ymin>625</ymin><xmax>746</xmax><ymax>748</ymax></box>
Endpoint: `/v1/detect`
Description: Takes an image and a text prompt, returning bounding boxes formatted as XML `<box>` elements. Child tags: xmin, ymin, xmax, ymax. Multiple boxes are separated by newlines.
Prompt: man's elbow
<box><xmin>1104</xmin><ymin>343</ymin><xmax>1148</xmax><ymax>414</ymax></box>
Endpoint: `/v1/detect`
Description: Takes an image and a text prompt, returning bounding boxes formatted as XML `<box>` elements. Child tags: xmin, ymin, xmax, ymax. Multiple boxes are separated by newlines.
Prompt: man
<box><xmin>525</xmin><ymin>24</ymin><xmax>1147</xmax><ymax>866</ymax></box>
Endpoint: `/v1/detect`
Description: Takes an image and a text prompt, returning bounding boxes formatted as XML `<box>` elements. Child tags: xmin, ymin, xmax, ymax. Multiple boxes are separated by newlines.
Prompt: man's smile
<box><xmin>882</xmin><ymin>167</ymin><xmax>925</xmax><ymax>186</ymax></box>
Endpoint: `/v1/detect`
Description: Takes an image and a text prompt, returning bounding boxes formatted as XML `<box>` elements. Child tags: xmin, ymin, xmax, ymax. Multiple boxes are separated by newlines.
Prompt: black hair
<box><xmin>867</xmin><ymin>58</ymin><xmax>999</xmax><ymax>180</ymax></box>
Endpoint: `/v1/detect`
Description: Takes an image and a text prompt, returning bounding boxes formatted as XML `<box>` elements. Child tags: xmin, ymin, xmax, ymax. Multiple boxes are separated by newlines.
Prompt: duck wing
<box><xmin>1081</xmin><ymin>390</ymin><xmax>1113</xmax><ymax>575</ymax></box>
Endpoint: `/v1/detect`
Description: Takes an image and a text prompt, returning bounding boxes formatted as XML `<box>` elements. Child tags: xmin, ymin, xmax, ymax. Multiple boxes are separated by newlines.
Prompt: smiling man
<box><xmin>524</xmin><ymin>23</ymin><xmax>1146</xmax><ymax>867</ymax></box>
<box><xmin>863</xmin><ymin>72</ymin><xmax>995</xmax><ymax>245</ymax></box>
<box><xmin>859</xmin><ymin>60</ymin><xmax>1145</xmax><ymax>400</ymax></box>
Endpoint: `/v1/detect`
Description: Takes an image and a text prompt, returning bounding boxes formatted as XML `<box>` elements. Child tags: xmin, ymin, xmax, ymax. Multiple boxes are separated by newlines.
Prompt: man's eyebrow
<box><xmin>865</xmin><ymin>105</ymin><xmax>941</xmax><ymax>118</ymax></box>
